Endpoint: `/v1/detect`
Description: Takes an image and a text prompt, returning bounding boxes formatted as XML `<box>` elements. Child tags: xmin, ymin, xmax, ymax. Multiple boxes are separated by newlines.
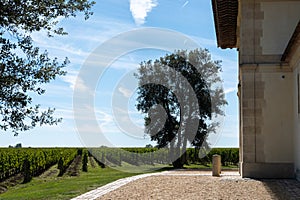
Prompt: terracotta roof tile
<box><xmin>212</xmin><ymin>0</ymin><xmax>238</xmax><ymax>49</ymax></box>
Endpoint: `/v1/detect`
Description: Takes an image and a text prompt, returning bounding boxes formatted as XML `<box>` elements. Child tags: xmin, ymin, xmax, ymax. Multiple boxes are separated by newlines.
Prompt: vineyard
<box><xmin>0</xmin><ymin>147</ymin><xmax>238</xmax><ymax>181</ymax></box>
<box><xmin>0</xmin><ymin>147</ymin><xmax>238</xmax><ymax>197</ymax></box>
<box><xmin>89</xmin><ymin>147</ymin><xmax>239</xmax><ymax>168</ymax></box>
<box><xmin>0</xmin><ymin>148</ymin><xmax>81</xmax><ymax>183</ymax></box>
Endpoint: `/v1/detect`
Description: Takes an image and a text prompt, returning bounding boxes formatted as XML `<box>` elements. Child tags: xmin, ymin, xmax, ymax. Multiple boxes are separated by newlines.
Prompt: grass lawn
<box><xmin>0</xmin><ymin>164</ymin><xmax>141</xmax><ymax>200</ymax></box>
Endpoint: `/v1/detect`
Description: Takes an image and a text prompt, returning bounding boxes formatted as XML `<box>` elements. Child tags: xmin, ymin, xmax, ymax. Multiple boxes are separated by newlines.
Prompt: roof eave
<box><xmin>211</xmin><ymin>0</ymin><xmax>239</xmax><ymax>49</ymax></box>
<box><xmin>281</xmin><ymin>20</ymin><xmax>300</xmax><ymax>62</ymax></box>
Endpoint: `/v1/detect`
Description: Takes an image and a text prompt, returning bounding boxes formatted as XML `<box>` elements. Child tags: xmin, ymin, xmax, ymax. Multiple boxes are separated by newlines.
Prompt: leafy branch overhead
<box><xmin>0</xmin><ymin>0</ymin><xmax>95</xmax><ymax>135</ymax></box>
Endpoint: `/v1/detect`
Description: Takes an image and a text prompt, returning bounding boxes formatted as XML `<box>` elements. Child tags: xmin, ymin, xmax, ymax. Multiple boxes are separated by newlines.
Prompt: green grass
<box><xmin>0</xmin><ymin>165</ymin><xmax>141</xmax><ymax>200</ymax></box>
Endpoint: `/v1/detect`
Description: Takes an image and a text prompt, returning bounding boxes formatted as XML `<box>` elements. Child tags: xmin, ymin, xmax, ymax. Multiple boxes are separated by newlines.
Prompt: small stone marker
<box><xmin>212</xmin><ymin>154</ymin><xmax>221</xmax><ymax>176</ymax></box>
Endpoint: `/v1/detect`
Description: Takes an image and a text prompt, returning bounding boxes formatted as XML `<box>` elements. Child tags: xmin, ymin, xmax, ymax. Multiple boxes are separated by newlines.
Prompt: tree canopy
<box><xmin>135</xmin><ymin>49</ymin><xmax>227</xmax><ymax>168</ymax></box>
<box><xmin>0</xmin><ymin>0</ymin><xmax>95</xmax><ymax>135</ymax></box>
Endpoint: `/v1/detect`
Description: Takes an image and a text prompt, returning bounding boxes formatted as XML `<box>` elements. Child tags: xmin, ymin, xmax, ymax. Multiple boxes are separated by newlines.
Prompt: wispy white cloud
<box><xmin>55</xmin><ymin>107</ymin><xmax>74</xmax><ymax>120</ymax></box>
<box><xmin>95</xmin><ymin>108</ymin><xmax>144</xmax><ymax>137</ymax></box>
<box><xmin>182</xmin><ymin>1</ymin><xmax>189</xmax><ymax>8</ymax></box>
<box><xmin>118</xmin><ymin>86</ymin><xmax>132</xmax><ymax>98</ymax></box>
<box><xmin>67</xmin><ymin>17</ymin><xmax>135</xmax><ymax>43</ymax></box>
<box><xmin>96</xmin><ymin>109</ymin><xmax>114</xmax><ymax>129</ymax></box>
<box><xmin>31</xmin><ymin>16</ymin><xmax>136</xmax><ymax>68</ymax></box>
<box><xmin>224</xmin><ymin>87</ymin><xmax>237</xmax><ymax>94</ymax></box>
<box><xmin>31</xmin><ymin>31</ymin><xmax>89</xmax><ymax>58</ymax></box>
<box><xmin>111</xmin><ymin>106</ymin><xmax>145</xmax><ymax>137</ymax></box>
<box><xmin>129</xmin><ymin>0</ymin><xmax>158</xmax><ymax>25</ymax></box>
<box><xmin>61</xmin><ymin>69</ymin><xmax>79</xmax><ymax>90</ymax></box>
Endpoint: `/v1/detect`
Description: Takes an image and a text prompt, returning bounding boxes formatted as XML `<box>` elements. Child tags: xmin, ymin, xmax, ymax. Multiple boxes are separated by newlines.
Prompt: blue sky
<box><xmin>0</xmin><ymin>0</ymin><xmax>238</xmax><ymax>148</ymax></box>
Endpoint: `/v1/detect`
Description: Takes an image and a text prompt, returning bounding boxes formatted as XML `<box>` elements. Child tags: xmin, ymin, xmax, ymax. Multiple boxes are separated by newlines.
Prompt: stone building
<box><xmin>212</xmin><ymin>0</ymin><xmax>300</xmax><ymax>179</ymax></box>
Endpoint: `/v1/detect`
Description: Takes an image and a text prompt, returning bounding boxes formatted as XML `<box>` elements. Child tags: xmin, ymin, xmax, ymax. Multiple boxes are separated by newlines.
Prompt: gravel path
<box><xmin>73</xmin><ymin>170</ymin><xmax>300</xmax><ymax>200</ymax></box>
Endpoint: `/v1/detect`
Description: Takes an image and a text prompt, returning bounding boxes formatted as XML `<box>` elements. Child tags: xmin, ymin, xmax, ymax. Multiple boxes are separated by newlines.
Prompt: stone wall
<box><xmin>238</xmin><ymin>0</ymin><xmax>299</xmax><ymax>178</ymax></box>
<box><xmin>290</xmin><ymin>38</ymin><xmax>300</xmax><ymax>181</ymax></box>
<box><xmin>239</xmin><ymin>64</ymin><xmax>294</xmax><ymax>178</ymax></box>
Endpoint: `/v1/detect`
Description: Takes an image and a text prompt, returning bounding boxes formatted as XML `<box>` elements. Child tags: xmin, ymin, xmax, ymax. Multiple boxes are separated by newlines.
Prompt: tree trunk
<box><xmin>182</xmin><ymin>135</ymin><xmax>188</xmax><ymax>165</ymax></box>
<box><xmin>169</xmin><ymin>139</ymin><xmax>175</xmax><ymax>164</ymax></box>
<box><xmin>172</xmin><ymin>132</ymin><xmax>184</xmax><ymax>168</ymax></box>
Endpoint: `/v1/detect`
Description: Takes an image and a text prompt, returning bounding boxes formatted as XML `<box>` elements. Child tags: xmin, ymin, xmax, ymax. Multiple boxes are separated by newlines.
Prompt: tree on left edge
<box><xmin>0</xmin><ymin>0</ymin><xmax>95</xmax><ymax>135</ymax></box>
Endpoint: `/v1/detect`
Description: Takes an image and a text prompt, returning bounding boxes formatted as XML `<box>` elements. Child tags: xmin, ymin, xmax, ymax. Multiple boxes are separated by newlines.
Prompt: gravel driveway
<box><xmin>73</xmin><ymin>170</ymin><xmax>300</xmax><ymax>200</ymax></box>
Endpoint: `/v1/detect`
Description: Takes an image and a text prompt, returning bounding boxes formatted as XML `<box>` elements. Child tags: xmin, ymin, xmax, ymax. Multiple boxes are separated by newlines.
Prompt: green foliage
<box><xmin>0</xmin><ymin>148</ymin><xmax>78</xmax><ymax>182</ymax></box>
<box><xmin>77</xmin><ymin>149</ymin><xmax>83</xmax><ymax>156</ymax></box>
<box><xmin>121</xmin><ymin>148</ymin><xmax>169</xmax><ymax>166</ymax></box>
<box><xmin>207</xmin><ymin>148</ymin><xmax>239</xmax><ymax>166</ymax></box>
<box><xmin>22</xmin><ymin>158</ymin><xmax>31</xmax><ymax>183</ymax></box>
<box><xmin>89</xmin><ymin>147</ymin><xmax>238</xmax><ymax>167</ymax></box>
<box><xmin>0</xmin><ymin>0</ymin><xmax>95</xmax><ymax>135</ymax></box>
<box><xmin>0</xmin><ymin>147</ymin><xmax>238</xmax><ymax>184</ymax></box>
<box><xmin>82</xmin><ymin>150</ymin><xmax>88</xmax><ymax>172</ymax></box>
<box><xmin>135</xmin><ymin>49</ymin><xmax>227</xmax><ymax>168</ymax></box>
<box><xmin>186</xmin><ymin>147</ymin><xmax>239</xmax><ymax>166</ymax></box>
<box><xmin>57</xmin><ymin>149</ymin><xmax>77</xmax><ymax>176</ymax></box>
<box><xmin>57</xmin><ymin>157</ymin><xmax>64</xmax><ymax>176</ymax></box>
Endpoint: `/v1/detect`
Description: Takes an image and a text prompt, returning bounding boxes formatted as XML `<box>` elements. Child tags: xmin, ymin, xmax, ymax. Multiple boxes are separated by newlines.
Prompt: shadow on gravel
<box><xmin>260</xmin><ymin>179</ymin><xmax>300</xmax><ymax>200</ymax></box>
